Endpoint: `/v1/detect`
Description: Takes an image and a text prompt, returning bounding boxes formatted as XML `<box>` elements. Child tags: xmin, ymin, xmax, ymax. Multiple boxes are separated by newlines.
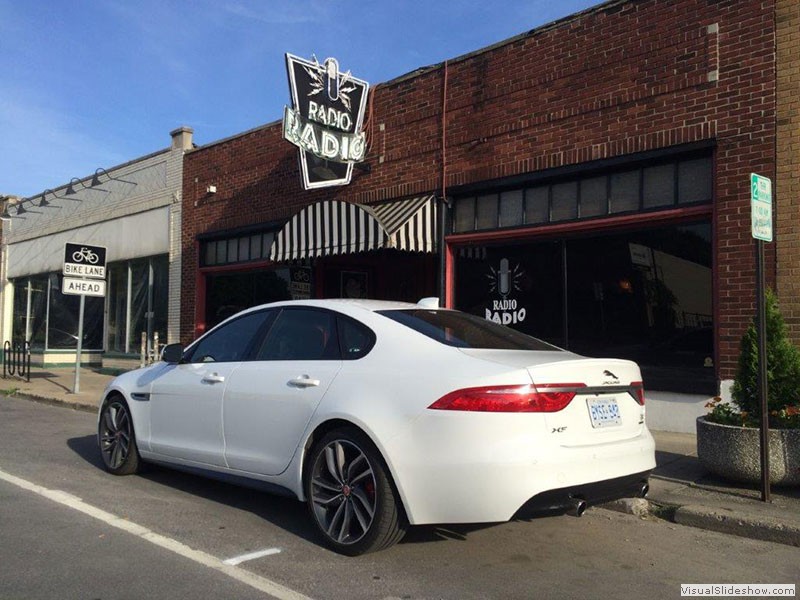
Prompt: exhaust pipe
<box><xmin>565</xmin><ymin>497</ymin><xmax>587</xmax><ymax>517</ymax></box>
<box><xmin>638</xmin><ymin>482</ymin><xmax>649</xmax><ymax>498</ymax></box>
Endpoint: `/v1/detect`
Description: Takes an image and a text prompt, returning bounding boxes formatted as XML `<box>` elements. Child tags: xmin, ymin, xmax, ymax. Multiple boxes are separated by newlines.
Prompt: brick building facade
<box><xmin>181</xmin><ymin>0</ymin><xmax>785</xmax><ymax>431</ymax></box>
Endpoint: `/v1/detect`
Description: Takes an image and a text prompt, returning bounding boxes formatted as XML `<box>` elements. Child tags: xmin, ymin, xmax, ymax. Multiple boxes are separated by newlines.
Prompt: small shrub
<box><xmin>727</xmin><ymin>289</ymin><xmax>800</xmax><ymax>428</ymax></box>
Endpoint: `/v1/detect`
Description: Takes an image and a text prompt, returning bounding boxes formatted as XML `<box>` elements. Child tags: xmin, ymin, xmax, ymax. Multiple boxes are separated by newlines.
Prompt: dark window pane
<box><xmin>337</xmin><ymin>316</ymin><xmax>376</xmax><ymax>359</ymax></box>
<box><xmin>643</xmin><ymin>163</ymin><xmax>675</xmax><ymax>208</ymax></box>
<box><xmin>263</xmin><ymin>232</ymin><xmax>275</xmax><ymax>259</ymax></box>
<box><xmin>239</xmin><ymin>237</ymin><xmax>250</xmax><ymax>262</ymax></box>
<box><xmin>257</xmin><ymin>308</ymin><xmax>338</xmax><ymax>361</ymax></box>
<box><xmin>499</xmin><ymin>190</ymin><xmax>523</xmax><ymax>227</ymax></box>
<box><xmin>525</xmin><ymin>186</ymin><xmax>549</xmax><ymax>224</ymax></box>
<box><xmin>453</xmin><ymin>242</ymin><xmax>565</xmax><ymax>344</ymax></box>
<box><xmin>107</xmin><ymin>264</ymin><xmax>127</xmax><ymax>352</ymax></box>
<box><xmin>565</xmin><ymin>222</ymin><xmax>713</xmax><ymax>393</ymax></box>
<box><xmin>151</xmin><ymin>255</ymin><xmax>169</xmax><ymax>345</ymax></box>
<box><xmin>378</xmin><ymin>309</ymin><xmax>561</xmax><ymax>351</ymax></box>
<box><xmin>12</xmin><ymin>276</ymin><xmax>48</xmax><ymax>348</ymax></box>
<box><xmin>454</xmin><ymin>198</ymin><xmax>475</xmax><ymax>233</ymax></box>
<box><xmin>580</xmin><ymin>176</ymin><xmax>607</xmax><ymax>217</ymax></box>
<box><xmin>250</xmin><ymin>235</ymin><xmax>262</xmax><ymax>260</ymax></box>
<box><xmin>227</xmin><ymin>239</ymin><xmax>238</xmax><ymax>263</ymax></box>
<box><xmin>476</xmin><ymin>194</ymin><xmax>498</xmax><ymax>229</ymax></box>
<box><xmin>204</xmin><ymin>242</ymin><xmax>216</xmax><ymax>266</ymax></box>
<box><xmin>215</xmin><ymin>240</ymin><xmax>226</xmax><ymax>264</ymax></box>
<box><xmin>678</xmin><ymin>157</ymin><xmax>712</xmax><ymax>204</ymax></box>
<box><xmin>610</xmin><ymin>170</ymin><xmax>640</xmax><ymax>213</ymax></box>
<box><xmin>189</xmin><ymin>310</ymin><xmax>273</xmax><ymax>363</ymax></box>
<box><xmin>128</xmin><ymin>260</ymin><xmax>149</xmax><ymax>350</ymax></box>
<box><xmin>205</xmin><ymin>270</ymin><xmax>291</xmax><ymax>329</ymax></box>
<box><xmin>551</xmin><ymin>182</ymin><xmax>578</xmax><ymax>221</ymax></box>
<box><xmin>47</xmin><ymin>274</ymin><xmax>103</xmax><ymax>350</ymax></box>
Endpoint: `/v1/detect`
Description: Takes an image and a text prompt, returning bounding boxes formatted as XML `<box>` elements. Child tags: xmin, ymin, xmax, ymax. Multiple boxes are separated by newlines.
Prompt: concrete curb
<box><xmin>672</xmin><ymin>504</ymin><xmax>800</xmax><ymax>547</ymax></box>
<box><xmin>602</xmin><ymin>497</ymin><xmax>800</xmax><ymax>548</ymax></box>
<box><xmin>8</xmin><ymin>392</ymin><xmax>98</xmax><ymax>414</ymax></box>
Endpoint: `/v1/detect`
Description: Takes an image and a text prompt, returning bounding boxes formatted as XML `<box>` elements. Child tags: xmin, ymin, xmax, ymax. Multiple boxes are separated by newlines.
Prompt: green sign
<box><xmin>751</xmin><ymin>173</ymin><xmax>773</xmax><ymax>242</ymax></box>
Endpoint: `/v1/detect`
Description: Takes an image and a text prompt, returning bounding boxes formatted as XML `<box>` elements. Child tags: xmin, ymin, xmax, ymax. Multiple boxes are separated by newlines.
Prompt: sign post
<box><xmin>63</xmin><ymin>243</ymin><xmax>107</xmax><ymax>394</ymax></box>
<box><xmin>750</xmin><ymin>173</ymin><xmax>772</xmax><ymax>503</ymax></box>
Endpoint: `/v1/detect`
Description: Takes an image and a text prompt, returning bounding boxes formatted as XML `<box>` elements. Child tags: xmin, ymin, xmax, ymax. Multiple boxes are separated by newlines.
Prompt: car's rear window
<box><xmin>377</xmin><ymin>309</ymin><xmax>562</xmax><ymax>351</ymax></box>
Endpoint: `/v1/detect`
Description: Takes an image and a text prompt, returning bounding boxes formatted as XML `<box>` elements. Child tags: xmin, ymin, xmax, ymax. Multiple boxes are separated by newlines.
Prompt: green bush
<box><xmin>729</xmin><ymin>289</ymin><xmax>800</xmax><ymax>427</ymax></box>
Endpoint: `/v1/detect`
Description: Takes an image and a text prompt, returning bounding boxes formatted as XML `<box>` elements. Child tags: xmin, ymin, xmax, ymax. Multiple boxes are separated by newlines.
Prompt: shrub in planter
<box><xmin>707</xmin><ymin>289</ymin><xmax>800</xmax><ymax>428</ymax></box>
<box><xmin>700</xmin><ymin>289</ymin><xmax>800</xmax><ymax>485</ymax></box>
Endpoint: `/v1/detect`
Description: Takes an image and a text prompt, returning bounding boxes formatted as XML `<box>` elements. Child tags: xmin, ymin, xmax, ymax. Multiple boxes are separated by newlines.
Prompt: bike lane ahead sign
<box><xmin>63</xmin><ymin>243</ymin><xmax>107</xmax><ymax>279</ymax></box>
<box><xmin>63</xmin><ymin>243</ymin><xmax>107</xmax><ymax>297</ymax></box>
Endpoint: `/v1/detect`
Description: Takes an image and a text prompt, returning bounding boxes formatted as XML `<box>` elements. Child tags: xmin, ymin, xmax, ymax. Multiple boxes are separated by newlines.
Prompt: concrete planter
<box><xmin>696</xmin><ymin>417</ymin><xmax>800</xmax><ymax>486</ymax></box>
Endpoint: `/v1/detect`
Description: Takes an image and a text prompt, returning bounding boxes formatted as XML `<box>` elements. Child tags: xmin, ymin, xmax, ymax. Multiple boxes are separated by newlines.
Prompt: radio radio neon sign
<box><xmin>283</xmin><ymin>54</ymin><xmax>369</xmax><ymax>190</ymax></box>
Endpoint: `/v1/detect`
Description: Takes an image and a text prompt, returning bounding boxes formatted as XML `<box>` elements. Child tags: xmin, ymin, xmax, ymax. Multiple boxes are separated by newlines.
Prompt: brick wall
<box><xmin>181</xmin><ymin>0</ymin><xmax>777</xmax><ymax>382</ymax></box>
<box><xmin>776</xmin><ymin>0</ymin><xmax>800</xmax><ymax>343</ymax></box>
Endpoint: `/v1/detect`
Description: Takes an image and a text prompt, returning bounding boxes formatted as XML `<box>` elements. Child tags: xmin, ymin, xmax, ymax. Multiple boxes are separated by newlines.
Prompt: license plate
<box><xmin>587</xmin><ymin>396</ymin><xmax>621</xmax><ymax>428</ymax></box>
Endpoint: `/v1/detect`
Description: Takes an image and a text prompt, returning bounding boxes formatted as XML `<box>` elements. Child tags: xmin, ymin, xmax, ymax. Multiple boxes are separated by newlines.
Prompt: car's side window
<box><xmin>187</xmin><ymin>310</ymin><xmax>274</xmax><ymax>363</ymax></box>
<box><xmin>256</xmin><ymin>308</ymin><xmax>340</xmax><ymax>361</ymax></box>
<box><xmin>337</xmin><ymin>316</ymin><xmax>376</xmax><ymax>360</ymax></box>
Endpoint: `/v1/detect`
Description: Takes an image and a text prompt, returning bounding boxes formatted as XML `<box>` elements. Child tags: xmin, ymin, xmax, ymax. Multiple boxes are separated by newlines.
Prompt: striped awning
<box><xmin>270</xmin><ymin>195</ymin><xmax>438</xmax><ymax>262</ymax></box>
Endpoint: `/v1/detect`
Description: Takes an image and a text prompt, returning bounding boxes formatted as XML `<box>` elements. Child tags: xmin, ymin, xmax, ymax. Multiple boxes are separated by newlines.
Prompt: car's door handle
<box><xmin>289</xmin><ymin>375</ymin><xmax>320</xmax><ymax>388</ymax></box>
<box><xmin>201</xmin><ymin>373</ymin><xmax>225</xmax><ymax>384</ymax></box>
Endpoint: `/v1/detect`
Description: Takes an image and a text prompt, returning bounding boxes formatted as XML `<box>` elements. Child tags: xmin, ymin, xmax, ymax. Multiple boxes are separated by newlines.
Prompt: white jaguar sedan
<box><xmin>98</xmin><ymin>299</ymin><xmax>655</xmax><ymax>555</ymax></box>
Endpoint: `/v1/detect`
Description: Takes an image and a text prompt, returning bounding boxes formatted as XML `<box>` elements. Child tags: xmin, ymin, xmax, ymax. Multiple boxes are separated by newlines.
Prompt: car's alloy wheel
<box><xmin>99</xmin><ymin>396</ymin><xmax>141</xmax><ymax>475</ymax></box>
<box><xmin>307</xmin><ymin>428</ymin><xmax>407</xmax><ymax>555</ymax></box>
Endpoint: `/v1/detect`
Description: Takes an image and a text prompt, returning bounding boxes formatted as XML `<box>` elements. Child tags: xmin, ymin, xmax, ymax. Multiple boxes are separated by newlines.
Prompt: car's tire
<box><xmin>98</xmin><ymin>395</ymin><xmax>141</xmax><ymax>476</ymax></box>
<box><xmin>305</xmin><ymin>427</ymin><xmax>408</xmax><ymax>556</ymax></box>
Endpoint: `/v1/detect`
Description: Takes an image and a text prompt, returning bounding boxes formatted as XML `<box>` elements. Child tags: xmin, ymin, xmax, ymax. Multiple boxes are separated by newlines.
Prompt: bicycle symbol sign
<box><xmin>63</xmin><ymin>242</ymin><xmax>107</xmax><ymax>280</ymax></box>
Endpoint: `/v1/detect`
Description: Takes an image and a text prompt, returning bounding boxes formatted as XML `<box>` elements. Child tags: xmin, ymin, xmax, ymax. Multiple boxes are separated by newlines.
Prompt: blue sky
<box><xmin>1</xmin><ymin>0</ymin><xmax>601</xmax><ymax>198</ymax></box>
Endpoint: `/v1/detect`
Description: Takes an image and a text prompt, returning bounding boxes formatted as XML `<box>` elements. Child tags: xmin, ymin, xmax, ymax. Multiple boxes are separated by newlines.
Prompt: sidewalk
<box><xmin>4</xmin><ymin>367</ymin><xmax>799</xmax><ymax>547</ymax></box>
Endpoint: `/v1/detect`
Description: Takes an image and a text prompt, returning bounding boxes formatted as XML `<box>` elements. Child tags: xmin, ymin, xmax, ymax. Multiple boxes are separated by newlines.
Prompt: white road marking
<box><xmin>0</xmin><ymin>467</ymin><xmax>313</xmax><ymax>600</ymax></box>
<box><xmin>223</xmin><ymin>548</ymin><xmax>282</xmax><ymax>566</ymax></box>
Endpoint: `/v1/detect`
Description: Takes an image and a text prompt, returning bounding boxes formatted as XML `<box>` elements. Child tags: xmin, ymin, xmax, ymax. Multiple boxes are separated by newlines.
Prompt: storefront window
<box><xmin>455</xmin><ymin>241</ymin><xmax>564</xmax><ymax>344</ymax></box>
<box><xmin>11</xmin><ymin>276</ymin><xmax>48</xmax><ymax>347</ymax></box>
<box><xmin>10</xmin><ymin>254</ymin><xmax>168</xmax><ymax>354</ymax></box>
<box><xmin>452</xmin><ymin>154</ymin><xmax>712</xmax><ymax>232</ymax></box>
<box><xmin>129</xmin><ymin>259</ymin><xmax>150</xmax><ymax>350</ymax></box>
<box><xmin>47</xmin><ymin>274</ymin><xmax>104</xmax><ymax>350</ymax></box>
<box><xmin>107</xmin><ymin>263</ymin><xmax>128</xmax><ymax>353</ymax></box>
<box><xmin>105</xmin><ymin>255</ymin><xmax>169</xmax><ymax>354</ymax></box>
<box><xmin>200</xmin><ymin>231</ymin><xmax>277</xmax><ymax>267</ymax></box>
<box><xmin>454</xmin><ymin>221</ymin><xmax>714</xmax><ymax>394</ymax></box>
<box><xmin>205</xmin><ymin>269</ymin><xmax>291</xmax><ymax>329</ymax></box>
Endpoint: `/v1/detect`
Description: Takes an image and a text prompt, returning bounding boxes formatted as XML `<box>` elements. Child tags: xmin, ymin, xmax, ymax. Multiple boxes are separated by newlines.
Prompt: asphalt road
<box><xmin>1</xmin><ymin>396</ymin><xmax>797</xmax><ymax>600</ymax></box>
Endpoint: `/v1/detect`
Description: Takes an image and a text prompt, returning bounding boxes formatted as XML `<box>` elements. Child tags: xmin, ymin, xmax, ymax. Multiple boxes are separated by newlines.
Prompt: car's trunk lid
<box><xmin>458</xmin><ymin>350</ymin><xmax>646</xmax><ymax>445</ymax></box>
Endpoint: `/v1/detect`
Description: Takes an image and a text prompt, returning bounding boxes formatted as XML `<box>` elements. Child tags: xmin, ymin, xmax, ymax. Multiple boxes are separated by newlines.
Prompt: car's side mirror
<box><xmin>161</xmin><ymin>343</ymin><xmax>185</xmax><ymax>364</ymax></box>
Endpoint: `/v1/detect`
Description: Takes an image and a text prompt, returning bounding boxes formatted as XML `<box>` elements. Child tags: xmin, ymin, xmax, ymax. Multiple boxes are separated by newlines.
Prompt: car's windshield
<box><xmin>377</xmin><ymin>309</ymin><xmax>562</xmax><ymax>351</ymax></box>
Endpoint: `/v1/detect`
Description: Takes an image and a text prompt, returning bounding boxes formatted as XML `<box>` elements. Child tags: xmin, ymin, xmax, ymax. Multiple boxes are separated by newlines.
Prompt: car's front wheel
<box><xmin>98</xmin><ymin>396</ymin><xmax>141</xmax><ymax>475</ymax></box>
<box><xmin>306</xmin><ymin>427</ymin><xmax>407</xmax><ymax>555</ymax></box>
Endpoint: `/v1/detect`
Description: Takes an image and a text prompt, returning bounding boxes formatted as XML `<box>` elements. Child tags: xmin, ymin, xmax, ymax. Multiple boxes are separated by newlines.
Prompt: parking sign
<box><xmin>751</xmin><ymin>173</ymin><xmax>773</xmax><ymax>242</ymax></box>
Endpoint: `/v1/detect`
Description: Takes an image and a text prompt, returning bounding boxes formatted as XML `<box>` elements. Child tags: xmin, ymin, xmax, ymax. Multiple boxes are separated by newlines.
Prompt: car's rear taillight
<box><xmin>630</xmin><ymin>381</ymin><xmax>645</xmax><ymax>405</ymax></box>
<box><xmin>429</xmin><ymin>383</ymin><xmax>586</xmax><ymax>413</ymax></box>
